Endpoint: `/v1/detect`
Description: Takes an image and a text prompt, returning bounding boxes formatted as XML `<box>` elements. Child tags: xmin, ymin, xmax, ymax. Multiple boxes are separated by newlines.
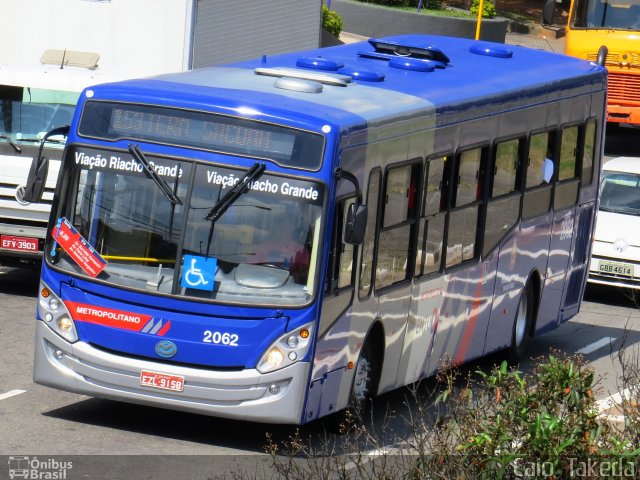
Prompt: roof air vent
<box><xmin>296</xmin><ymin>57</ymin><xmax>344</xmax><ymax>71</ymax></box>
<box><xmin>274</xmin><ymin>77</ymin><xmax>323</xmax><ymax>93</ymax></box>
<box><xmin>337</xmin><ymin>66</ymin><xmax>385</xmax><ymax>82</ymax></box>
<box><xmin>389</xmin><ymin>57</ymin><xmax>436</xmax><ymax>72</ymax></box>
<box><xmin>469</xmin><ymin>43</ymin><xmax>513</xmax><ymax>58</ymax></box>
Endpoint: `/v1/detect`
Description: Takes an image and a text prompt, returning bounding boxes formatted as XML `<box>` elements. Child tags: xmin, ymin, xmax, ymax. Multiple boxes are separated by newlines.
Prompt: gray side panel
<box><xmin>192</xmin><ymin>0</ymin><xmax>321</xmax><ymax>68</ymax></box>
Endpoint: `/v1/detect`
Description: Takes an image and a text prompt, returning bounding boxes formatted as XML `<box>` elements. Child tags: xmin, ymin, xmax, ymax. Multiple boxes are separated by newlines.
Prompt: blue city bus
<box><xmin>30</xmin><ymin>34</ymin><xmax>606</xmax><ymax>425</ymax></box>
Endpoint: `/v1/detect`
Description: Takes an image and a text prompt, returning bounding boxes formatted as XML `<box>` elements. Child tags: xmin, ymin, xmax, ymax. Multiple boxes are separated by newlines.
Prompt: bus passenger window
<box><xmin>559</xmin><ymin>126</ymin><xmax>579</xmax><ymax>181</ymax></box>
<box><xmin>555</xmin><ymin>125</ymin><xmax>580</xmax><ymax>209</ymax></box>
<box><xmin>416</xmin><ymin>156</ymin><xmax>447</xmax><ymax>277</ymax></box>
<box><xmin>492</xmin><ymin>139</ymin><xmax>519</xmax><ymax>197</ymax></box>
<box><xmin>581</xmin><ymin>119</ymin><xmax>597</xmax><ymax>186</ymax></box>
<box><xmin>526</xmin><ymin>131</ymin><xmax>552</xmax><ymax>188</ymax></box>
<box><xmin>383</xmin><ymin>166</ymin><xmax>414</xmax><ymax>227</ymax></box>
<box><xmin>522</xmin><ymin>130</ymin><xmax>554</xmax><ymax>219</ymax></box>
<box><xmin>455</xmin><ymin>148</ymin><xmax>483</xmax><ymax>206</ymax></box>
<box><xmin>484</xmin><ymin>139</ymin><xmax>522</xmax><ymax>257</ymax></box>
<box><xmin>377</xmin><ymin>163</ymin><xmax>421</xmax><ymax>289</ymax></box>
<box><xmin>359</xmin><ymin>169</ymin><xmax>381</xmax><ymax>299</ymax></box>
<box><xmin>446</xmin><ymin>148</ymin><xmax>484</xmax><ymax>268</ymax></box>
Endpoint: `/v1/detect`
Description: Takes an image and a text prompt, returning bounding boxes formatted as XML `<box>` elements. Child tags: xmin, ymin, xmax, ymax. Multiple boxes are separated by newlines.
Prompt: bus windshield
<box><xmin>599</xmin><ymin>172</ymin><xmax>640</xmax><ymax>215</ymax></box>
<box><xmin>49</xmin><ymin>145</ymin><xmax>324</xmax><ymax>307</ymax></box>
<box><xmin>0</xmin><ymin>86</ymin><xmax>78</xmax><ymax>144</ymax></box>
<box><xmin>571</xmin><ymin>0</ymin><xmax>640</xmax><ymax>29</ymax></box>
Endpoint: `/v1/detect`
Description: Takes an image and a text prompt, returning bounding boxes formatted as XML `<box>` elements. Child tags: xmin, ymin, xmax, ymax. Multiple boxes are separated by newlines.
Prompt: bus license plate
<box><xmin>0</xmin><ymin>235</ymin><xmax>38</xmax><ymax>252</ymax></box>
<box><xmin>599</xmin><ymin>260</ymin><xmax>634</xmax><ymax>277</ymax></box>
<box><xmin>140</xmin><ymin>371</ymin><xmax>184</xmax><ymax>392</ymax></box>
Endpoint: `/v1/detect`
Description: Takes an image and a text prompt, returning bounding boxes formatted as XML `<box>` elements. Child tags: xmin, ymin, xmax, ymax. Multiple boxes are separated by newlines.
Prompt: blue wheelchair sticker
<box><xmin>181</xmin><ymin>255</ymin><xmax>217</xmax><ymax>291</ymax></box>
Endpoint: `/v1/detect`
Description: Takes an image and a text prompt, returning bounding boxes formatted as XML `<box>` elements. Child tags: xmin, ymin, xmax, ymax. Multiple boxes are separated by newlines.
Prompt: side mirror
<box><xmin>23</xmin><ymin>125</ymin><xmax>69</xmax><ymax>203</ymax></box>
<box><xmin>542</xmin><ymin>0</ymin><xmax>556</xmax><ymax>25</ymax></box>
<box><xmin>22</xmin><ymin>155</ymin><xmax>50</xmax><ymax>203</ymax></box>
<box><xmin>344</xmin><ymin>203</ymin><xmax>367</xmax><ymax>245</ymax></box>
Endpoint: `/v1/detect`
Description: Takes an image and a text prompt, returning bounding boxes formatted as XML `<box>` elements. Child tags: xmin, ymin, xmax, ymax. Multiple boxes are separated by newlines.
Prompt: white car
<box><xmin>589</xmin><ymin>156</ymin><xmax>640</xmax><ymax>290</ymax></box>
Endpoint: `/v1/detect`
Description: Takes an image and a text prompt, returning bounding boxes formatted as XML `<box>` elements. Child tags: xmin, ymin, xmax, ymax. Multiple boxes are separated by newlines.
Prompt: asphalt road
<box><xmin>1</xmin><ymin>266</ymin><xmax>639</xmax><ymax>479</ymax></box>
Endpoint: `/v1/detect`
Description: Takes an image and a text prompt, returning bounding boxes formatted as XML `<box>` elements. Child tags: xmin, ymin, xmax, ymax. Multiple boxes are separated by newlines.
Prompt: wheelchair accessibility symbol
<box><xmin>181</xmin><ymin>255</ymin><xmax>216</xmax><ymax>291</ymax></box>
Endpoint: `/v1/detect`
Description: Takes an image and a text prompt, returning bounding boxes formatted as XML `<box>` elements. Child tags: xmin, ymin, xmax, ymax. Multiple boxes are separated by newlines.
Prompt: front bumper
<box><xmin>588</xmin><ymin>255</ymin><xmax>640</xmax><ymax>290</ymax></box>
<box><xmin>33</xmin><ymin>321</ymin><xmax>309</xmax><ymax>424</ymax></box>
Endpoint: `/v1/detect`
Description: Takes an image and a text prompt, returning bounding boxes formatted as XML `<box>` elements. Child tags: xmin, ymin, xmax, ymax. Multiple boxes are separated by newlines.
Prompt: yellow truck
<box><xmin>544</xmin><ymin>0</ymin><xmax>640</xmax><ymax>125</ymax></box>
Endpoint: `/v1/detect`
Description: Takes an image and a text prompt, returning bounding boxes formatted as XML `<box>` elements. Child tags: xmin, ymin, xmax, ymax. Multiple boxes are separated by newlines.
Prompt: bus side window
<box><xmin>555</xmin><ymin>125</ymin><xmax>580</xmax><ymax>209</ymax></box>
<box><xmin>416</xmin><ymin>155</ymin><xmax>448</xmax><ymax>277</ymax></box>
<box><xmin>522</xmin><ymin>130</ymin><xmax>554</xmax><ymax>219</ymax></box>
<box><xmin>359</xmin><ymin>169</ymin><xmax>382</xmax><ymax>299</ymax></box>
<box><xmin>327</xmin><ymin>196</ymin><xmax>356</xmax><ymax>292</ymax></box>
<box><xmin>483</xmin><ymin>138</ymin><xmax>522</xmax><ymax>257</ymax></box>
<box><xmin>446</xmin><ymin>147</ymin><xmax>485</xmax><ymax>268</ymax></box>
<box><xmin>376</xmin><ymin>162</ymin><xmax>422</xmax><ymax>290</ymax></box>
<box><xmin>581</xmin><ymin>119</ymin><xmax>597</xmax><ymax>186</ymax></box>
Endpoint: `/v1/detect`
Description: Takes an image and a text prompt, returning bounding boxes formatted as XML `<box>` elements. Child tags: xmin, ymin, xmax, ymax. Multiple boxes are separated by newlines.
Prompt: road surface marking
<box><xmin>577</xmin><ymin>337</ymin><xmax>616</xmax><ymax>355</ymax></box>
<box><xmin>0</xmin><ymin>389</ymin><xmax>27</xmax><ymax>401</ymax></box>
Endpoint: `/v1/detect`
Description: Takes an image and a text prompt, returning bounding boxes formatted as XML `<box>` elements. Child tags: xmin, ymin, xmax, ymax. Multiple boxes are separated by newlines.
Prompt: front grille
<box><xmin>0</xmin><ymin>182</ymin><xmax>55</xmax><ymax>206</ymax></box>
<box><xmin>90</xmin><ymin>343</ymin><xmax>245</xmax><ymax>371</ymax></box>
<box><xmin>0</xmin><ymin>217</ymin><xmax>48</xmax><ymax>229</ymax></box>
<box><xmin>607</xmin><ymin>71</ymin><xmax>640</xmax><ymax>104</ymax></box>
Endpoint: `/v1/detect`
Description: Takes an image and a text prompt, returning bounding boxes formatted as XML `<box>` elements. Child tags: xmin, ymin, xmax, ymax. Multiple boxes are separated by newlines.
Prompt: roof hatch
<box><xmin>359</xmin><ymin>38</ymin><xmax>450</xmax><ymax>68</ymax></box>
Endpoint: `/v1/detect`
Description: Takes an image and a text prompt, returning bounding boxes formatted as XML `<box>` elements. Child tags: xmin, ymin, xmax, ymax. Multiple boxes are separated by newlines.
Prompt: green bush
<box><xmin>427</xmin><ymin>355</ymin><xmax>640</xmax><ymax>478</ymax></box>
<box><xmin>423</xmin><ymin>0</ymin><xmax>443</xmax><ymax>9</ymax></box>
<box><xmin>470</xmin><ymin>0</ymin><xmax>497</xmax><ymax>18</ymax></box>
<box><xmin>265</xmin><ymin>354</ymin><xmax>640</xmax><ymax>480</ymax></box>
<box><xmin>322</xmin><ymin>5</ymin><xmax>343</xmax><ymax>37</ymax></box>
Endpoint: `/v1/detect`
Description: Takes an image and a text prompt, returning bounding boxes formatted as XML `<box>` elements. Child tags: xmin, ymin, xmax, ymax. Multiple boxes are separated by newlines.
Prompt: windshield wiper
<box><xmin>128</xmin><ymin>144</ymin><xmax>182</xmax><ymax>205</ymax></box>
<box><xmin>205</xmin><ymin>162</ymin><xmax>266</xmax><ymax>221</ymax></box>
<box><xmin>0</xmin><ymin>134</ymin><xmax>21</xmax><ymax>153</ymax></box>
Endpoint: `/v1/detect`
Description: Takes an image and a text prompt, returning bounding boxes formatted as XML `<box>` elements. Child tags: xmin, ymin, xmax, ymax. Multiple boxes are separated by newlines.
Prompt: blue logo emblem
<box><xmin>181</xmin><ymin>255</ymin><xmax>217</xmax><ymax>291</ymax></box>
<box><xmin>155</xmin><ymin>340</ymin><xmax>178</xmax><ymax>358</ymax></box>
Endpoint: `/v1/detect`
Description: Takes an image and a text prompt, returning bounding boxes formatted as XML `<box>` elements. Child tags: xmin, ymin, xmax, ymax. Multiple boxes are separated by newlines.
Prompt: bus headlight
<box><xmin>38</xmin><ymin>282</ymin><xmax>78</xmax><ymax>343</ymax></box>
<box><xmin>257</xmin><ymin>323</ymin><xmax>313</xmax><ymax>374</ymax></box>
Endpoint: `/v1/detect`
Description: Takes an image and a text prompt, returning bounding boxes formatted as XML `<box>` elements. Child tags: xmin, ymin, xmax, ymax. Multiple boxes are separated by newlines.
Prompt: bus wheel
<box><xmin>351</xmin><ymin>337</ymin><xmax>381</xmax><ymax>404</ymax></box>
<box><xmin>508</xmin><ymin>284</ymin><xmax>533</xmax><ymax>363</ymax></box>
<box><xmin>352</xmin><ymin>348</ymin><xmax>374</xmax><ymax>402</ymax></box>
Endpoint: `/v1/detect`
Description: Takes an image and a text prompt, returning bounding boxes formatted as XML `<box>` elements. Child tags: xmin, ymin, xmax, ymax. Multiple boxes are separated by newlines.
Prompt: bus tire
<box><xmin>508</xmin><ymin>283</ymin><xmax>533</xmax><ymax>363</ymax></box>
<box><xmin>351</xmin><ymin>338</ymin><xmax>379</xmax><ymax>405</ymax></box>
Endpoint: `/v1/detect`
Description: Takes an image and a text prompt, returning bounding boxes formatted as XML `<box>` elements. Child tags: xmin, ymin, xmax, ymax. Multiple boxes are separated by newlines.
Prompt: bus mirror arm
<box><xmin>335</xmin><ymin>167</ymin><xmax>367</xmax><ymax>245</ymax></box>
<box><xmin>334</xmin><ymin>167</ymin><xmax>361</xmax><ymax>200</ymax></box>
<box><xmin>23</xmin><ymin>125</ymin><xmax>70</xmax><ymax>203</ymax></box>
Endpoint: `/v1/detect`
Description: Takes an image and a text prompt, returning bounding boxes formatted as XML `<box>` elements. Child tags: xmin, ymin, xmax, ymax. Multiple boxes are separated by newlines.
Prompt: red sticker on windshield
<box><xmin>52</xmin><ymin>217</ymin><xmax>107</xmax><ymax>277</ymax></box>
